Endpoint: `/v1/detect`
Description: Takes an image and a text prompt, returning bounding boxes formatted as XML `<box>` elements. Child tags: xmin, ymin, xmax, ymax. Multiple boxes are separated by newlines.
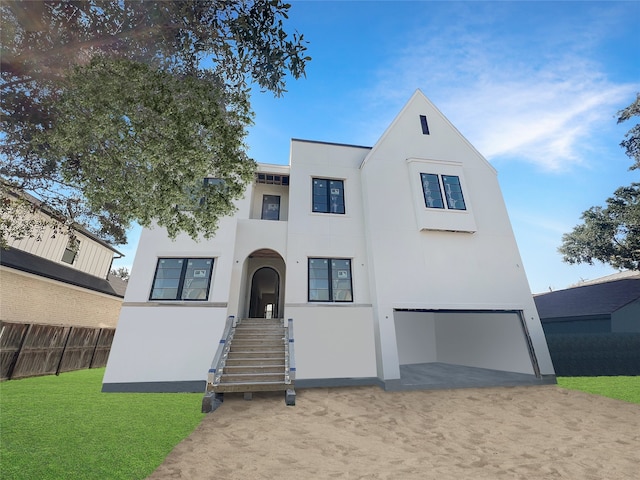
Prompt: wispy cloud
<box><xmin>362</xmin><ymin>5</ymin><xmax>638</xmax><ymax>171</ymax></box>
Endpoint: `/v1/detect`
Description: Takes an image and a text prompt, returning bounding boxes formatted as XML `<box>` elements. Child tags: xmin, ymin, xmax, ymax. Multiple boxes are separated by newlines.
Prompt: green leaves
<box><xmin>1</xmin><ymin>1</ymin><xmax>309</xmax><ymax>245</ymax></box>
<box><xmin>559</xmin><ymin>94</ymin><xmax>640</xmax><ymax>271</ymax></box>
<box><xmin>45</xmin><ymin>57</ymin><xmax>256</xmax><ymax>242</ymax></box>
<box><xmin>559</xmin><ymin>184</ymin><xmax>640</xmax><ymax>270</ymax></box>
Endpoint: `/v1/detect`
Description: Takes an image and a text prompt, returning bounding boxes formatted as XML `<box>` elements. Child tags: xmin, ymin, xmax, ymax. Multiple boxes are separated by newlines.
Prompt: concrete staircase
<box><xmin>202</xmin><ymin>317</ymin><xmax>296</xmax><ymax>411</ymax></box>
<box><xmin>215</xmin><ymin>318</ymin><xmax>286</xmax><ymax>392</ymax></box>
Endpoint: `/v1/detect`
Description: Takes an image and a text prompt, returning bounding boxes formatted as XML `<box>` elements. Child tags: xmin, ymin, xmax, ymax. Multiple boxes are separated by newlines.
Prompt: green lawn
<box><xmin>557</xmin><ymin>376</ymin><xmax>640</xmax><ymax>404</ymax></box>
<box><xmin>0</xmin><ymin>368</ymin><xmax>205</xmax><ymax>480</ymax></box>
<box><xmin>1</xmin><ymin>370</ymin><xmax>638</xmax><ymax>480</ymax></box>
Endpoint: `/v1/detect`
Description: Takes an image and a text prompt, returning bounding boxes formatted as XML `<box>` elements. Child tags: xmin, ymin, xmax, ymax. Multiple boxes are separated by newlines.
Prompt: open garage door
<box><xmin>393</xmin><ymin>309</ymin><xmax>543</xmax><ymax>389</ymax></box>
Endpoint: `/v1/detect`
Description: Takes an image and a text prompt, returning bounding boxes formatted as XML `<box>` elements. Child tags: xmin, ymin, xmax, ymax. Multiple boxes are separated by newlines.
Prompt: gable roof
<box><xmin>360</xmin><ymin>89</ymin><xmax>496</xmax><ymax>174</ymax></box>
<box><xmin>534</xmin><ymin>277</ymin><xmax>640</xmax><ymax>321</ymax></box>
<box><xmin>1</xmin><ymin>247</ymin><xmax>124</xmax><ymax>298</ymax></box>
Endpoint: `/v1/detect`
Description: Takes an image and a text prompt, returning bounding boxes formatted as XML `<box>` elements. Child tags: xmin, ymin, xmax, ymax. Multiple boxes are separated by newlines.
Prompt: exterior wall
<box><xmin>0</xmin><ymin>267</ymin><xmax>121</xmax><ymax>328</ymax></box>
<box><xmin>394</xmin><ymin>311</ymin><xmax>438</xmax><ymax>364</ymax></box>
<box><xmin>283</xmin><ymin>140</ymin><xmax>379</xmax><ymax>381</ymax></box>
<box><xmin>6</xmin><ymin>211</ymin><xmax>115</xmax><ymax>279</ymax></box>
<box><xmin>102</xmin><ymin>305</ymin><xmax>226</xmax><ymax>386</ymax></box>
<box><xmin>286</xmin><ymin>305</ymin><xmax>377</xmax><ymax>380</ymax></box>
<box><xmin>360</xmin><ymin>91</ymin><xmax>553</xmax><ymax>379</ymax></box>
<box><xmin>613</xmin><ymin>300</ymin><xmax>640</xmax><ymax>333</ymax></box>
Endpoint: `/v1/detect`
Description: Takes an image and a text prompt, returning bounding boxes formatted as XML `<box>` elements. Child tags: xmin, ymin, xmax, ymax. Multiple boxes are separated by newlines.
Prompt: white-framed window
<box><xmin>149</xmin><ymin>258</ymin><xmax>214</xmax><ymax>301</ymax></box>
<box><xmin>308</xmin><ymin>258</ymin><xmax>353</xmax><ymax>302</ymax></box>
<box><xmin>61</xmin><ymin>237</ymin><xmax>80</xmax><ymax>264</ymax></box>
<box><xmin>312</xmin><ymin>178</ymin><xmax>345</xmax><ymax>214</ymax></box>
<box><xmin>420</xmin><ymin>173</ymin><xmax>466</xmax><ymax>211</ymax></box>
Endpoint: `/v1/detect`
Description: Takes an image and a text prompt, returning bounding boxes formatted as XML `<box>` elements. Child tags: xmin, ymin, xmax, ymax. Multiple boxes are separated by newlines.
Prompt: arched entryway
<box><xmin>249</xmin><ymin>267</ymin><xmax>280</xmax><ymax>318</ymax></box>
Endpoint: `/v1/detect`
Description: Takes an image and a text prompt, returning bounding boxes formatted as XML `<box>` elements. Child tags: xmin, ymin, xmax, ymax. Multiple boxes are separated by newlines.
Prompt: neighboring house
<box><xmin>534</xmin><ymin>272</ymin><xmax>640</xmax><ymax>334</ymax></box>
<box><xmin>0</xmin><ymin>192</ymin><xmax>126</xmax><ymax>329</ymax></box>
<box><xmin>103</xmin><ymin>90</ymin><xmax>555</xmax><ymax>393</ymax></box>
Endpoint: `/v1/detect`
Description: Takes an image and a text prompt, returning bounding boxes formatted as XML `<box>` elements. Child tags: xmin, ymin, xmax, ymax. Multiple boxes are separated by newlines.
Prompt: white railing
<box><xmin>285</xmin><ymin>318</ymin><xmax>296</xmax><ymax>384</ymax></box>
<box><xmin>207</xmin><ymin>315</ymin><xmax>237</xmax><ymax>387</ymax></box>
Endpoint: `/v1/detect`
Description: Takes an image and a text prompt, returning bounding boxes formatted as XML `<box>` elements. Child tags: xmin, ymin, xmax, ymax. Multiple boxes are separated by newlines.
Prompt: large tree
<box><xmin>559</xmin><ymin>94</ymin><xmax>640</xmax><ymax>270</ymax></box>
<box><xmin>1</xmin><ymin>1</ymin><xmax>309</xmax><ymax>245</ymax></box>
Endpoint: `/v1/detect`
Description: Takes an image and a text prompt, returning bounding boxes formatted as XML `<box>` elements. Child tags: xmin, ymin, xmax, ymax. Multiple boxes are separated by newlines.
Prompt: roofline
<box><xmin>3</xmin><ymin>186</ymin><xmax>124</xmax><ymax>257</ymax></box>
<box><xmin>291</xmin><ymin>138</ymin><xmax>372</xmax><ymax>150</ymax></box>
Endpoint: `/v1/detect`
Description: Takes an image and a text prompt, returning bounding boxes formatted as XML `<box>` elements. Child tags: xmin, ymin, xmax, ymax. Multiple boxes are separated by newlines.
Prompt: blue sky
<box><xmin>113</xmin><ymin>1</ymin><xmax>640</xmax><ymax>294</ymax></box>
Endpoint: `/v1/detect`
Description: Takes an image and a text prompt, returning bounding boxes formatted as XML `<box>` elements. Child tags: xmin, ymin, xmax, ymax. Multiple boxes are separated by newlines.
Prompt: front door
<box><xmin>248</xmin><ymin>267</ymin><xmax>280</xmax><ymax>318</ymax></box>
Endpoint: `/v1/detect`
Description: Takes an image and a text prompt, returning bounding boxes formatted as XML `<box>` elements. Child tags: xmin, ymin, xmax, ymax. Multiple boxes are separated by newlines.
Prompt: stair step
<box><xmin>231</xmin><ymin>337</ymin><xmax>284</xmax><ymax>343</ymax></box>
<box><xmin>212</xmin><ymin>381</ymin><xmax>289</xmax><ymax>393</ymax></box>
<box><xmin>221</xmin><ymin>373</ymin><xmax>285</xmax><ymax>382</ymax></box>
<box><xmin>230</xmin><ymin>343</ymin><xmax>284</xmax><ymax>350</ymax></box>
<box><xmin>227</xmin><ymin>351</ymin><xmax>285</xmax><ymax>358</ymax></box>
<box><xmin>226</xmin><ymin>357</ymin><xmax>285</xmax><ymax>365</ymax></box>
<box><xmin>224</xmin><ymin>365</ymin><xmax>284</xmax><ymax>374</ymax></box>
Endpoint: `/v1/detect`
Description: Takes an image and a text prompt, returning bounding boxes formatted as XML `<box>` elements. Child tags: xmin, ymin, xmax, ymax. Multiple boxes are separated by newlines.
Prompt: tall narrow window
<box><xmin>312</xmin><ymin>178</ymin><xmax>345</xmax><ymax>214</ymax></box>
<box><xmin>442</xmin><ymin>175</ymin><xmax>466</xmax><ymax>210</ymax></box>
<box><xmin>61</xmin><ymin>238</ymin><xmax>80</xmax><ymax>264</ymax></box>
<box><xmin>420</xmin><ymin>115</ymin><xmax>430</xmax><ymax>135</ymax></box>
<box><xmin>420</xmin><ymin>173</ymin><xmax>444</xmax><ymax>209</ymax></box>
<box><xmin>261</xmin><ymin>195</ymin><xmax>281</xmax><ymax>220</ymax></box>
<box><xmin>150</xmin><ymin>258</ymin><xmax>214</xmax><ymax>301</ymax></box>
<box><xmin>308</xmin><ymin>258</ymin><xmax>353</xmax><ymax>302</ymax></box>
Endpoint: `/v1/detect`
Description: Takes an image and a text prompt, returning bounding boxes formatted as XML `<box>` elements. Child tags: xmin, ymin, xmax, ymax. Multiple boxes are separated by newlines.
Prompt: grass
<box><xmin>1</xmin><ymin>370</ymin><xmax>638</xmax><ymax>480</ymax></box>
<box><xmin>557</xmin><ymin>376</ymin><xmax>640</xmax><ymax>404</ymax></box>
<box><xmin>0</xmin><ymin>368</ymin><xmax>205</xmax><ymax>480</ymax></box>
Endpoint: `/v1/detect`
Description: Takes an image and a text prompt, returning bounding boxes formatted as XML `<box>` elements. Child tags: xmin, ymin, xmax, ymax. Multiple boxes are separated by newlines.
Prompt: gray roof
<box><xmin>1</xmin><ymin>247</ymin><xmax>124</xmax><ymax>298</ymax></box>
<box><xmin>534</xmin><ymin>278</ymin><xmax>640</xmax><ymax>321</ymax></box>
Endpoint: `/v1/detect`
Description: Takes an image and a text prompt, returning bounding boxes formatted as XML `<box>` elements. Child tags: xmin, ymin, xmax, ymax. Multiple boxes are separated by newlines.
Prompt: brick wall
<box><xmin>0</xmin><ymin>268</ymin><xmax>122</xmax><ymax>328</ymax></box>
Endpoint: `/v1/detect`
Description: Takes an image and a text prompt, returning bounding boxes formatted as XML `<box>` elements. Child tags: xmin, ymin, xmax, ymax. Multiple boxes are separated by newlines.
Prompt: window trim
<box><xmin>311</xmin><ymin>177</ymin><xmax>345</xmax><ymax>215</ymax></box>
<box><xmin>308</xmin><ymin>257</ymin><xmax>353</xmax><ymax>303</ymax></box>
<box><xmin>420</xmin><ymin>173</ymin><xmax>466</xmax><ymax>211</ymax></box>
<box><xmin>149</xmin><ymin>257</ymin><xmax>214</xmax><ymax>301</ymax></box>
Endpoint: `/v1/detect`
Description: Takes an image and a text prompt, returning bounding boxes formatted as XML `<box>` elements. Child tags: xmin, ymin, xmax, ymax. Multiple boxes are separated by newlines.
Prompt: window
<box><xmin>261</xmin><ymin>195</ymin><xmax>281</xmax><ymax>220</ymax></box>
<box><xmin>308</xmin><ymin>258</ymin><xmax>353</xmax><ymax>302</ymax></box>
<box><xmin>181</xmin><ymin>178</ymin><xmax>224</xmax><ymax>210</ymax></box>
<box><xmin>61</xmin><ymin>238</ymin><xmax>80</xmax><ymax>264</ymax></box>
<box><xmin>256</xmin><ymin>173</ymin><xmax>289</xmax><ymax>186</ymax></box>
<box><xmin>420</xmin><ymin>115</ymin><xmax>430</xmax><ymax>135</ymax></box>
<box><xmin>312</xmin><ymin>178</ymin><xmax>344</xmax><ymax>214</ymax></box>
<box><xmin>420</xmin><ymin>173</ymin><xmax>466</xmax><ymax>211</ymax></box>
<box><xmin>150</xmin><ymin>258</ymin><xmax>214</xmax><ymax>301</ymax></box>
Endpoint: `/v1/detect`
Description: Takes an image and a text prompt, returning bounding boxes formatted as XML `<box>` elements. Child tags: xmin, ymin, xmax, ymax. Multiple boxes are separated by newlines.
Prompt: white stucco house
<box><xmin>102</xmin><ymin>90</ymin><xmax>555</xmax><ymax>393</ymax></box>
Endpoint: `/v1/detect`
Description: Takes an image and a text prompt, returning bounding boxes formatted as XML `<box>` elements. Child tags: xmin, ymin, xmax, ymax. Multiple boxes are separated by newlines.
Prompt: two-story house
<box><xmin>102</xmin><ymin>90</ymin><xmax>555</xmax><ymax>394</ymax></box>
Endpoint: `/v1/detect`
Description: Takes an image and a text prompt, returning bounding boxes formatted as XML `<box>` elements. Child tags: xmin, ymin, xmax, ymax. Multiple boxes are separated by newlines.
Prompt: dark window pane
<box><xmin>312</xmin><ymin>178</ymin><xmax>345</xmax><ymax>214</ymax></box>
<box><xmin>420</xmin><ymin>115</ymin><xmax>430</xmax><ymax>135</ymax></box>
<box><xmin>442</xmin><ymin>175</ymin><xmax>466</xmax><ymax>210</ymax></box>
<box><xmin>150</xmin><ymin>258</ymin><xmax>214</xmax><ymax>301</ymax></box>
<box><xmin>309</xmin><ymin>257</ymin><xmax>352</xmax><ymax>302</ymax></box>
<box><xmin>420</xmin><ymin>173</ymin><xmax>444</xmax><ymax>209</ymax></box>
<box><xmin>262</xmin><ymin>195</ymin><xmax>281</xmax><ymax>220</ymax></box>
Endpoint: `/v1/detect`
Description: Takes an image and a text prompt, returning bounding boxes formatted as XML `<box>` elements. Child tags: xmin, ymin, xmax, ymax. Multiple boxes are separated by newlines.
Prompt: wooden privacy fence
<box><xmin>0</xmin><ymin>321</ymin><xmax>115</xmax><ymax>381</ymax></box>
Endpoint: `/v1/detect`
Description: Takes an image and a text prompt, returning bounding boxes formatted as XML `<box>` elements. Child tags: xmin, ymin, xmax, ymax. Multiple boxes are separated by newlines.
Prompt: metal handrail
<box><xmin>207</xmin><ymin>315</ymin><xmax>237</xmax><ymax>387</ymax></box>
<box><xmin>285</xmin><ymin>318</ymin><xmax>296</xmax><ymax>384</ymax></box>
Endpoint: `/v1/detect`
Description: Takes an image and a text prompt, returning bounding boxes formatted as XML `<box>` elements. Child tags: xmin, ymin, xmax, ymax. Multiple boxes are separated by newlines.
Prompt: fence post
<box><xmin>6</xmin><ymin>323</ymin><xmax>31</xmax><ymax>380</ymax></box>
<box><xmin>88</xmin><ymin>328</ymin><xmax>102</xmax><ymax>369</ymax></box>
<box><xmin>55</xmin><ymin>326</ymin><xmax>73</xmax><ymax>376</ymax></box>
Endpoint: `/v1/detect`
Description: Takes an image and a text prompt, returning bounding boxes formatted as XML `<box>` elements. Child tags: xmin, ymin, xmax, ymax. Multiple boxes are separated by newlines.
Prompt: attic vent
<box><xmin>420</xmin><ymin>115</ymin><xmax>430</xmax><ymax>135</ymax></box>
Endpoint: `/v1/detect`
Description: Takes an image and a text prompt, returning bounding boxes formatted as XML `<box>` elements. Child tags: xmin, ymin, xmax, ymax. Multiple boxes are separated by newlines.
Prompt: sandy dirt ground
<box><xmin>147</xmin><ymin>385</ymin><xmax>639</xmax><ymax>480</ymax></box>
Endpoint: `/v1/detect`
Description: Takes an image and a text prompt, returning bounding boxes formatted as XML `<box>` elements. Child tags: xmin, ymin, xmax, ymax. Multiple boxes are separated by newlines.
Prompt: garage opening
<box><xmin>393</xmin><ymin>309</ymin><xmax>543</xmax><ymax>389</ymax></box>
